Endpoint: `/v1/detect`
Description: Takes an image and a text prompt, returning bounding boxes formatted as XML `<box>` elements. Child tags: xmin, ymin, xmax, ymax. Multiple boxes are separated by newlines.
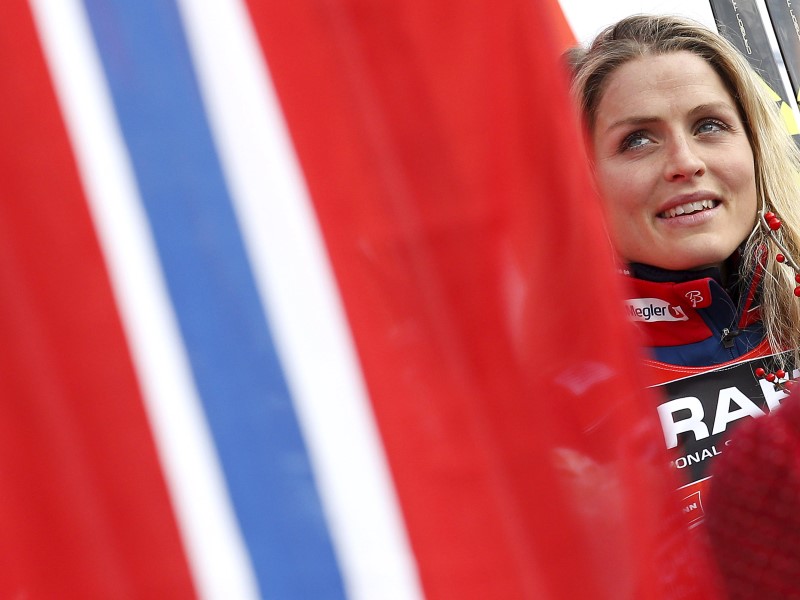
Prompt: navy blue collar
<box><xmin>628</xmin><ymin>262</ymin><xmax>722</xmax><ymax>284</ymax></box>
<box><xmin>627</xmin><ymin>252</ymin><xmax>752</xmax><ymax>312</ymax></box>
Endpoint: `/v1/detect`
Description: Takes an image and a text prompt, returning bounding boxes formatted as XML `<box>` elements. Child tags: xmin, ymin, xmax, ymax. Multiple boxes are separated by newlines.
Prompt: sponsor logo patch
<box><xmin>684</xmin><ymin>290</ymin><xmax>704</xmax><ymax>307</ymax></box>
<box><xmin>625</xmin><ymin>298</ymin><xmax>689</xmax><ymax>322</ymax></box>
<box><xmin>681</xmin><ymin>490</ymin><xmax>704</xmax><ymax>525</ymax></box>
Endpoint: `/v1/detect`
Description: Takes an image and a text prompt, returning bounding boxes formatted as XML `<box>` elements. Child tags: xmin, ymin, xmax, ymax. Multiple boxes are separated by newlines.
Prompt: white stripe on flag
<box><xmin>174</xmin><ymin>1</ymin><xmax>425</xmax><ymax>598</ymax></box>
<box><xmin>27</xmin><ymin>2</ymin><xmax>261</xmax><ymax>598</ymax></box>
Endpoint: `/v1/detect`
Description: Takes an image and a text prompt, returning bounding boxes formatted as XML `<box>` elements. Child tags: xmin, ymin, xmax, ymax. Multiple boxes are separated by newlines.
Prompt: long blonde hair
<box><xmin>570</xmin><ymin>14</ymin><xmax>800</xmax><ymax>360</ymax></box>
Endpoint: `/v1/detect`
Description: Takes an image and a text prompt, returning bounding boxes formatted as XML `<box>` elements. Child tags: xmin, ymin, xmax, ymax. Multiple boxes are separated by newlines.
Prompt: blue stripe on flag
<box><xmin>79</xmin><ymin>1</ymin><xmax>347</xmax><ymax>596</ymax></box>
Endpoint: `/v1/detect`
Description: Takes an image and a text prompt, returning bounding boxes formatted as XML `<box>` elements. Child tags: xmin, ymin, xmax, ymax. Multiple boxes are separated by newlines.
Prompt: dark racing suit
<box><xmin>625</xmin><ymin>261</ymin><xmax>800</xmax><ymax>599</ymax></box>
<box><xmin>625</xmin><ymin>264</ymin><xmax>784</xmax><ymax>598</ymax></box>
<box><xmin>622</xmin><ymin>260</ymin><xmax>772</xmax><ymax>521</ymax></box>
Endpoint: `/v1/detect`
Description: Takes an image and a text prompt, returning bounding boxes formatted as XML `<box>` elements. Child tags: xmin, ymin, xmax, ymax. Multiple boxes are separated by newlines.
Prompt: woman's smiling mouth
<box><xmin>659</xmin><ymin>199</ymin><xmax>720</xmax><ymax>219</ymax></box>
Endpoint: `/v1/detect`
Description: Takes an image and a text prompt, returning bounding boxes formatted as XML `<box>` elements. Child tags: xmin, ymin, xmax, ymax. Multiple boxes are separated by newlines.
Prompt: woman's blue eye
<box><xmin>696</xmin><ymin>119</ymin><xmax>727</xmax><ymax>134</ymax></box>
<box><xmin>622</xmin><ymin>131</ymin><xmax>651</xmax><ymax>151</ymax></box>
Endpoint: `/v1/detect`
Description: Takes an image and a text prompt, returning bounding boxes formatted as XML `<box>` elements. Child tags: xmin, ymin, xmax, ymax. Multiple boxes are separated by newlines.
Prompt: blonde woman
<box><xmin>570</xmin><ymin>15</ymin><xmax>800</xmax><ymax>598</ymax></box>
<box><xmin>570</xmin><ymin>14</ymin><xmax>800</xmax><ymax>380</ymax></box>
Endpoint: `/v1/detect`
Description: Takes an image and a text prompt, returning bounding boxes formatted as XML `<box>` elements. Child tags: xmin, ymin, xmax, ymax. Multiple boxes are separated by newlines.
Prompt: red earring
<box><xmin>755</xmin><ymin>366</ymin><xmax>796</xmax><ymax>393</ymax></box>
<box><xmin>762</xmin><ymin>211</ymin><xmax>800</xmax><ymax>297</ymax></box>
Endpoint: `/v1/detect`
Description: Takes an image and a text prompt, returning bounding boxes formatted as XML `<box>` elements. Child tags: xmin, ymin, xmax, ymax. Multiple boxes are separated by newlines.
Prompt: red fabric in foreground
<box><xmin>0</xmin><ymin>2</ymin><xmax>195</xmax><ymax>597</ymax></box>
<box><xmin>706</xmin><ymin>394</ymin><xmax>800</xmax><ymax>600</ymax></box>
<box><xmin>245</xmin><ymin>0</ymin><xmax>721</xmax><ymax>597</ymax></box>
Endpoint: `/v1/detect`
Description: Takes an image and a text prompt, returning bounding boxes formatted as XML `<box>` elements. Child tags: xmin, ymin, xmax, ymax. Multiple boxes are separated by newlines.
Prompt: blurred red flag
<box><xmin>2</xmin><ymin>0</ymin><xmax>725</xmax><ymax>595</ymax></box>
<box><xmin>0</xmin><ymin>2</ymin><xmax>196</xmax><ymax>597</ymax></box>
<box><xmin>245</xmin><ymin>0</ymin><xmax>722</xmax><ymax>598</ymax></box>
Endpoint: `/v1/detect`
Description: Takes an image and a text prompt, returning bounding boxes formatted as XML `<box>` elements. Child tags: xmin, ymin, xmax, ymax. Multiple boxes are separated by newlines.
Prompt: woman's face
<box><xmin>591</xmin><ymin>51</ymin><xmax>757</xmax><ymax>271</ymax></box>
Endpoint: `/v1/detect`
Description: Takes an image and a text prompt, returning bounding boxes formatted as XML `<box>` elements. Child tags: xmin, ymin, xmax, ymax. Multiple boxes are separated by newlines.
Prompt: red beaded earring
<box><xmin>761</xmin><ymin>210</ymin><xmax>800</xmax><ymax>297</ymax></box>
<box><xmin>755</xmin><ymin>366</ymin><xmax>796</xmax><ymax>394</ymax></box>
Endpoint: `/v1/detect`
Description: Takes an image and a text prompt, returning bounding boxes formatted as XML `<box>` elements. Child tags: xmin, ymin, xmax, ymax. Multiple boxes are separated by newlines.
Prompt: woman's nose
<box><xmin>663</xmin><ymin>136</ymin><xmax>706</xmax><ymax>181</ymax></box>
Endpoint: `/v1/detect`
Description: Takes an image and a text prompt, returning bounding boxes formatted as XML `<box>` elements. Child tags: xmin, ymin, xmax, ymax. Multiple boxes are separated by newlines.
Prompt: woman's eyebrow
<box><xmin>688</xmin><ymin>101</ymin><xmax>737</xmax><ymax>117</ymax></box>
<box><xmin>602</xmin><ymin>115</ymin><xmax>659</xmax><ymax>135</ymax></box>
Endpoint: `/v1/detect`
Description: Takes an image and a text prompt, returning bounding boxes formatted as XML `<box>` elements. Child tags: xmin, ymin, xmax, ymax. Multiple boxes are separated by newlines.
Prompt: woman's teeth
<box><xmin>660</xmin><ymin>199</ymin><xmax>718</xmax><ymax>218</ymax></box>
